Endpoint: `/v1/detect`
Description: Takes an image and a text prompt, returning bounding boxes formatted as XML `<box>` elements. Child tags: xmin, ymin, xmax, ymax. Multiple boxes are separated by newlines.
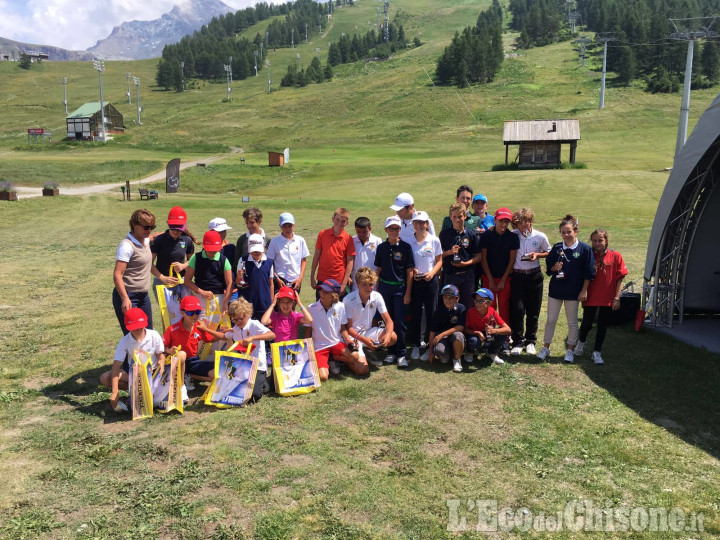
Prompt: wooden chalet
<box><xmin>503</xmin><ymin>119</ymin><xmax>580</xmax><ymax>168</ymax></box>
<box><xmin>66</xmin><ymin>102</ymin><xmax>124</xmax><ymax>140</ymax></box>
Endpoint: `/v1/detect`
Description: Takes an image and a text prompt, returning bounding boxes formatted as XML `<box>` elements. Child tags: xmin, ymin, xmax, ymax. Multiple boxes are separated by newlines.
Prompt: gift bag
<box><xmin>151</xmin><ymin>352</ymin><xmax>184</xmax><ymax>414</ymax></box>
<box><xmin>271</xmin><ymin>339</ymin><xmax>321</xmax><ymax>396</ymax></box>
<box><xmin>203</xmin><ymin>350</ymin><xmax>258</xmax><ymax>408</ymax></box>
<box><xmin>129</xmin><ymin>349</ymin><xmax>154</xmax><ymax>420</ymax></box>
<box><xmin>198</xmin><ymin>295</ymin><xmax>230</xmax><ymax>361</ymax></box>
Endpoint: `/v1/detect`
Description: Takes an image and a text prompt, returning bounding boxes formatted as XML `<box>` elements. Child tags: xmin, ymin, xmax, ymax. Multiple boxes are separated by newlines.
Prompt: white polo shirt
<box><xmin>116</xmin><ymin>232</ymin><xmax>149</xmax><ymax>261</ymax></box>
<box><xmin>114</xmin><ymin>329</ymin><xmax>164</xmax><ymax>367</ymax></box>
<box><xmin>351</xmin><ymin>233</ymin><xmax>382</xmax><ymax>289</ymax></box>
<box><xmin>410</xmin><ymin>233</ymin><xmax>443</xmax><ymax>275</ymax></box>
<box><xmin>400</xmin><ymin>211</ymin><xmax>436</xmax><ymax>245</ymax></box>
<box><xmin>513</xmin><ymin>228</ymin><xmax>551</xmax><ymax>270</ymax></box>
<box><xmin>267</xmin><ymin>234</ymin><xmax>309</xmax><ymax>282</ymax></box>
<box><xmin>343</xmin><ymin>290</ymin><xmax>387</xmax><ymax>333</ymax></box>
<box><xmin>225</xmin><ymin>319</ymin><xmax>271</xmax><ymax>371</ymax></box>
<box><xmin>308</xmin><ymin>300</ymin><xmax>347</xmax><ymax>351</ymax></box>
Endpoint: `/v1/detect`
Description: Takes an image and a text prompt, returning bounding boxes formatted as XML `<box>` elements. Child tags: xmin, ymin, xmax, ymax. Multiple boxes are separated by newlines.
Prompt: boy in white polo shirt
<box><xmin>267</xmin><ymin>212</ymin><xmax>309</xmax><ymax>292</ymax></box>
<box><xmin>351</xmin><ymin>217</ymin><xmax>381</xmax><ymax>291</ymax></box>
<box><xmin>343</xmin><ymin>267</ymin><xmax>397</xmax><ymax>367</ymax></box>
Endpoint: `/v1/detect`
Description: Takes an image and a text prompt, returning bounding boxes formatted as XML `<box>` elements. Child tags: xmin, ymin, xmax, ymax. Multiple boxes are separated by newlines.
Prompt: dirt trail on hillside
<box><xmin>15</xmin><ymin>147</ymin><xmax>241</xmax><ymax>199</ymax></box>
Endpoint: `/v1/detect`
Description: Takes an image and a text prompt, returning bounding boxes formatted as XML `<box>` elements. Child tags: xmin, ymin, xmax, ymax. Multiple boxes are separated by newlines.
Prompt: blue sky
<box><xmin>0</xmin><ymin>0</ymin><xmax>269</xmax><ymax>50</ymax></box>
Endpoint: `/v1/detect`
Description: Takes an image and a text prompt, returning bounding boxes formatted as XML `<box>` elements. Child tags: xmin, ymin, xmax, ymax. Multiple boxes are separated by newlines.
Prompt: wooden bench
<box><xmin>139</xmin><ymin>188</ymin><xmax>158</xmax><ymax>200</ymax></box>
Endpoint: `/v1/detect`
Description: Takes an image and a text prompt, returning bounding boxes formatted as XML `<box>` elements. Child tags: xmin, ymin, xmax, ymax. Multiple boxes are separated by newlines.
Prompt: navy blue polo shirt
<box><xmin>430</xmin><ymin>302</ymin><xmax>466</xmax><ymax>333</ymax></box>
<box><xmin>439</xmin><ymin>227</ymin><xmax>481</xmax><ymax>274</ymax></box>
<box><xmin>150</xmin><ymin>230</ymin><xmax>195</xmax><ymax>276</ymax></box>
<box><xmin>481</xmin><ymin>229</ymin><xmax>520</xmax><ymax>278</ymax></box>
<box><xmin>374</xmin><ymin>240</ymin><xmax>414</xmax><ymax>283</ymax></box>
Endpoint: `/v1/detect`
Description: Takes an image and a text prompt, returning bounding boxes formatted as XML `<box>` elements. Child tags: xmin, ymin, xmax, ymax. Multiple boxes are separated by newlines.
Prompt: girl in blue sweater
<box><xmin>537</xmin><ymin>215</ymin><xmax>595</xmax><ymax>363</ymax></box>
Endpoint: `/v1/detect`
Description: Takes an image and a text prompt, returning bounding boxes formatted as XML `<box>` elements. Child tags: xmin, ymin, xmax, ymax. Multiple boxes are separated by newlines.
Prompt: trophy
<box><xmin>237</xmin><ymin>261</ymin><xmax>248</xmax><ymax>288</ymax></box>
<box><xmin>453</xmin><ymin>237</ymin><xmax>462</xmax><ymax>263</ymax></box>
<box><xmin>556</xmin><ymin>248</ymin><xmax>568</xmax><ymax>279</ymax></box>
<box><xmin>486</xmin><ymin>315</ymin><xmax>496</xmax><ymax>343</ymax></box>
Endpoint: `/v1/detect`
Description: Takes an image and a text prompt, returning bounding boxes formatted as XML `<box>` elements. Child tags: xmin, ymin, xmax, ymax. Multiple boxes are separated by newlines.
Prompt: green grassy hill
<box><xmin>1</xmin><ymin>1</ymin><xmax>719</xmax><ymax>537</ymax></box>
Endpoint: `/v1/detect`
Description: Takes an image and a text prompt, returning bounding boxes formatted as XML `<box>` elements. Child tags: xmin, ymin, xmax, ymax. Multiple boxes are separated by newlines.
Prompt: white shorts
<box><xmin>357</xmin><ymin>327</ymin><xmax>385</xmax><ymax>356</ymax></box>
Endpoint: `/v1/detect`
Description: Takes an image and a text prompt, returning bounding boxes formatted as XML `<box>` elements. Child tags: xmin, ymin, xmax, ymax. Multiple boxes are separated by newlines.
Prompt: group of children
<box><xmin>103</xmin><ymin>190</ymin><xmax>629</xmax><ymax>409</ymax></box>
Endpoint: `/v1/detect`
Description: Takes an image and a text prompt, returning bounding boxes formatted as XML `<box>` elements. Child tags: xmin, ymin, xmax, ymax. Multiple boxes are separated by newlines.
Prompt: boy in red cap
<box><xmin>162</xmin><ymin>296</ymin><xmax>228</xmax><ymax>390</ymax></box>
<box><xmin>100</xmin><ymin>307</ymin><xmax>165</xmax><ymax>410</ymax></box>
<box><xmin>261</xmin><ymin>286</ymin><xmax>313</xmax><ymax>342</ymax></box>
<box><xmin>480</xmin><ymin>207</ymin><xmax>519</xmax><ymax>323</ymax></box>
<box><xmin>184</xmin><ymin>230</ymin><xmax>233</xmax><ymax>314</ymax></box>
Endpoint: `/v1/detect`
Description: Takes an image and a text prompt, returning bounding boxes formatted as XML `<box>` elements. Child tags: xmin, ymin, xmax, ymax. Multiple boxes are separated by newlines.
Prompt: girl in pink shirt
<box><xmin>261</xmin><ymin>286</ymin><xmax>313</xmax><ymax>342</ymax></box>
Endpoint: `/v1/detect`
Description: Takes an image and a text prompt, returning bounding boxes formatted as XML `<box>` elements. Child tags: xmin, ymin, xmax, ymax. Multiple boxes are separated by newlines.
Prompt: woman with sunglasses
<box><xmin>150</xmin><ymin>206</ymin><xmax>199</xmax><ymax>301</ymax></box>
<box><xmin>113</xmin><ymin>209</ymin><xmax>166</xmax><ymax>334</ymax></box>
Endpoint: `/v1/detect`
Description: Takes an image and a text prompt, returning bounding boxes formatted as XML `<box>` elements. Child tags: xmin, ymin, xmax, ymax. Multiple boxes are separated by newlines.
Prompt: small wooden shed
<box><xmin>268</xmin><ymin>151</ymin><xmax>285</xmax><ymax>167</ymax></box>
<box><xmin>66</xmin><ymin>102</ymin><xmax>124</xmax><ymax>141</ymax></box>
<box><xmin>503</xmin><ymin>119</ymin><xmax>580</xmax><ymax>168</ymax></box>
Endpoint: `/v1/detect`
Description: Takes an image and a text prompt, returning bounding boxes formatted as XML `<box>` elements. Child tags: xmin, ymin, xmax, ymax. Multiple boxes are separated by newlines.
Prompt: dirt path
<box><xmin>15</xmin><ymin>147</ymin><xmax>241</xmax><ymax>199</ymax></box>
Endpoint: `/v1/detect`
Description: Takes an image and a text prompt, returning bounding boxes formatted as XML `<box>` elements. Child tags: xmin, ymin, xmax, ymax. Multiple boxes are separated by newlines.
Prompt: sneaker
<box><xmin>574</xmin><ymin>341</ymin><xmax>585</xmax><ymax>356</ymax></box>
<box><xmin>384</xmin><ymin>354</ymin><xmax>396</xmax><ymax>364</ymax></box>
<box><xmin>464</xmin><ymin>352</ymin><xmax>474</xmax><ymax>363</ymax></box>
<box><xmin>563</xmin><ymin>349</ymin><xmax>575</xmax><ymax>363</ymax></box>
<box><xmin>367</xmin><ymin>353</ymin><xmax>384</xmax><ymax>367</ymax></box>
<box><xmin>397</xmin><ymin>356</ymin><xmax>408</xmax><ymax>368</ymax></box>
<box><xmin>537</xmin><ymin>346</ymin><xmax>550</xmax><ymax>361</ymax></box>
<box><xmin>183</xmin><ymin>375</ymin><xmax>196</xmax><ymax>391</ymax></box>
<box><xmin>181</xmin><ymin>384</ymin><xmax>189</xmax><ymax>404</ymax></box>
<box><xmin>329</xmin><ymin>360</ymin><xmax>341</xmax><ymax>375</ymax></box>
<box><xmin>410</xmin><ymin>347</ymin><xmax>420</xmax><ymax>360</ymax></box>
<box><xmin>525</xmin><ymin>343</ymin><xmax>536</xmax><ymax>355</ymax></box>
<box><xmin>419</xmin><ymin>349</ymin><xmax>430</xmax><ymax>362</ymax></box>
<box><xmin>592</xmin><ymin>351</ymin><xmax>604</xmax><ymax>365</ymax></box>
<box><xmin>491</xmin><ymin>355</ymin><xmax>505</xmax><ymax>365</ymax></box>
<box><xmin>501</xmin><ymin>342</ymin><xmax>511</xmax><ymax>354</ymax></box>
<box><xmin>510</xmin><ymin>346</ymin><xmax>523</xmax><ymax>356</ymax></box>
<box><xmin>452</xmin><ymin>358</ymin><xmax>463</xmax><ymax>372</ymax></box>
<box><xmin>113</xmin><ymin>399</ymin><xmax>129</xmax><ymax>413</ymax></box>
<box><xmin>420</xmin><ymin>341</ymin><xmax>427</xmax><ymax>348</ymax></box>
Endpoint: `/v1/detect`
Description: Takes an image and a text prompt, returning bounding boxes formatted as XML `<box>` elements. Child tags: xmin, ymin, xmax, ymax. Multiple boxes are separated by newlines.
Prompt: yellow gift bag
<box><xmin>203</xmin><ymin>349</ymin><xmax>258</xmax><ymax>408</ymax></box>
<box><xmin>151</xmin><ymin>352</ymin><xmax>184</xmax><ymax>414</ymax></box>
<box><xmin>155</xmin><ymin>267</ymin><xmax>187</xmax><ymax>332</ymax></box>
<box><xmin>198</xmin><ymin>295</ymin><xmax>230</xmax><ymax>361</ymax></box>
<box><xmin>271</xmin><ymin>339</ymin><xmax>321</xmax><ymax>396</ymax></box>
<box><xmin>129</xmin><ymin>349</ymin><xmax>154</xmax><ymax>420</ymax></box>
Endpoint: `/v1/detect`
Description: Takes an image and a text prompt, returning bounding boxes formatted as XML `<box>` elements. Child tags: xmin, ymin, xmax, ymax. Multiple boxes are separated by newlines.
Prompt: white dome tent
<box><xmin>644</xmin><ymin>92</ymin><xmax>720</xmax><ymax>350</ymax></box>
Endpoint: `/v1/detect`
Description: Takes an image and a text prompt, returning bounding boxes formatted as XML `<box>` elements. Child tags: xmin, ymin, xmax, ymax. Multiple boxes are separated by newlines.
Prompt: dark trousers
<box><xmin>579</xmin><ymin>305</ymin><xmax>612</xmax><ymax>352</ymax></box>
<box><xmin>378</xmin><ymin>281</ymin><xmax>407</xmax><ymax>357</ymax></box>
<box><xmin>467</xmin><ymin>334</ymin><xmax>505</xmax><ymax>356</ymax></box>
<box><xmin>112</xmin><ymin>288</ymin><xmax>153</xmax><ymax>335</ymax></box>
<box><xmin>443</xmin><ymin>271</ymin><xmax>477</xmax><ymax>312</ymax></box>
<box><xmin>251</xmin><ymin>369</ymin><xmax>268</xmax><ymax>403</ymax></box>
<box><xmin>409</xmin><ymin>277</ymin><xmax>438</xmax><ymax>347</ymax></box>
<box><xmin>509</xmin><ymin>271</ymin><xmax>543</xmax><ymax>346</ymax></box>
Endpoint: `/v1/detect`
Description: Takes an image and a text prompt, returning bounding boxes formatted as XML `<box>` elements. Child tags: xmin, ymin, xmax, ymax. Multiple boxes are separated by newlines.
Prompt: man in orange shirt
<box><xmin>310</xmin><ymin>208</ymin><xmax>356</xmax><ymax>299</ymax></box>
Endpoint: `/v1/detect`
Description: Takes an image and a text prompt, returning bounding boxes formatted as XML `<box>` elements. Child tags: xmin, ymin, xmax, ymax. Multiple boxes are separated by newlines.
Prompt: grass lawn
<box><xmin>1</xmin><ymin>1</ymin><xmax>719</xmax><ymax>537</ymax></box>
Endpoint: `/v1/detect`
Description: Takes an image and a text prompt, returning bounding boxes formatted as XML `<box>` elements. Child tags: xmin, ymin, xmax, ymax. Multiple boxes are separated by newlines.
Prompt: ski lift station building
<box><xmin>66</xmin><ymin>102</ymin><xmax>124</xmax><ymax>140</ymax></box>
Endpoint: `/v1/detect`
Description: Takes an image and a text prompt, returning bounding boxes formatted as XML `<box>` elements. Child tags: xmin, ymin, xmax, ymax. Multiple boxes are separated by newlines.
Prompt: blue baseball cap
<box><xmin>475</xmin><ymin>288</ymin><xmax>494</xmax><ymax>301</ymax></box>
<box><xmin>318</xmin><ymin>279</ymin><xmax>341</xmax><ymax>294</ymax></box>
<box><xmin>472</xmin><ymin>194</ymin><xmax>488</xmax><ymax>203</ymax></box>
<box><xmin>279</xmin><ymin>212</ymin><xmax>295</xmax><ymax>226</ymax></box>
<box><xmin>441</xmin><ymin>284</ymin><xmax>459</xmax><ymax>297</ymax></box>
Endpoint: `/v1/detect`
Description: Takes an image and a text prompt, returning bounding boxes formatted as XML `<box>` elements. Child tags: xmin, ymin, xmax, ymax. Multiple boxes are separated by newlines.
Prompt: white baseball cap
<box><xmin>208</xmin><ymin>217</ymin><xmax>232</xmax><ymax>232</ymax></box>
<box><xmin>384</xmin><ymin>216</ymin><xmax>402</xmax><ymax>228</ymax></box>
<box><xmin>279</xmin><ymin>212</ymin><xmax>295</xmax><ymax>226</ymax></box>
<box><xmin>412</xmin><ymin>210</ymin><xmax>430</xmax><ymax>222</ymax></box>
<box><xmin>248</xmin><ymin>233</ymin><xmax>265</xmax><ymax>253</ymax></box>
<box><xmin>390</xmin><ymin>192</ymin><xmax>414</xmax><ymax>211</ymax></box>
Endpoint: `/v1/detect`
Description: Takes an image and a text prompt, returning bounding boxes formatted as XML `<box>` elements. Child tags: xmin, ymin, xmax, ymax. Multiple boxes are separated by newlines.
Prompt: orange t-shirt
<box><xmin>315</xmin><ymin>228</ymin><xmax>355</xmax><ymax>283</ymax></box>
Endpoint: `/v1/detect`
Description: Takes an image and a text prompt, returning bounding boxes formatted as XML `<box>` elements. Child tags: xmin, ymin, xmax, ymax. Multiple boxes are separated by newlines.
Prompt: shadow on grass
<box><xmin>42</xmin><ymin>366</ymin><xmax>121</xmax><ymax>421</ymax></box>
<box><xmin>579</xmin><ymin>324</ymin><xmax>720</xmax><ymax>459</ymax></box>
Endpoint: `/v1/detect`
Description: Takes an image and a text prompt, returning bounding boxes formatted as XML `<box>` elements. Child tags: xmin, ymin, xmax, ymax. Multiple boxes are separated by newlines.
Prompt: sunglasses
<box><xmin>183</xmin><ymin>309</ymin><xmax>202</xmax><ymax>316</ymax></box>
<box><xmin>140</xmin><ymin>224</ymin><xmax>157</xmax><ymax>231</ymax></box>
<box><xmin>474</xmin><ymin>298</ymin><xmax>491</xmax><ymax>304</ymax></box>
<box><xmin>169</xmin><ymin>226</ymin><xmax>183</xmax><ymax>231</ymax></box>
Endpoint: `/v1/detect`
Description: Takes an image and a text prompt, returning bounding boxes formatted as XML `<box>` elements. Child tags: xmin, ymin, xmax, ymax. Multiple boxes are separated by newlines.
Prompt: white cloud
<box><xmin>0</xmin><ymin>0</ymin><xmax>272</xmax><ymax>51</ymax></box>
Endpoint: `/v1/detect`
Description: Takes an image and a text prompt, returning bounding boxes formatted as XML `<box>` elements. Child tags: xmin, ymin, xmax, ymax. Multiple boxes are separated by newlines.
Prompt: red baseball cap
<box><xmin>276</xmin><ymin>286</ymin><xmax>296</xmax><ymax>300</ymax></box>
<box><xmin>124</xmin><ymin>308</ymin><xmax>148</xmax><ymax>331</ymax></box>
<box><xmin>495</xmin><ymin>207</ymin><xmax>512</xmax><ymax>221</ymax></box>
<box><xmin>167</xmin><ymin>206</ymin><xmax>187</xmax><ymax>226</ymax></box>
<box><xmin>203</xmin><ymin>230</ymin><xmax>222</xmax><ymax>251</ymax></box>
<box><xmin>180</xmin><ymin>296</ymin><xmax>202</xmax><ymax>311</ymax></box>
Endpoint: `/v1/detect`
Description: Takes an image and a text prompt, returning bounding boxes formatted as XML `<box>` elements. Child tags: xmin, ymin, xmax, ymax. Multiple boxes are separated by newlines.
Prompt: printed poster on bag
<box><xmin>129</xmin><ymin>349</ymin><xmax>154</xmax><ymax>420</ymax></box>
<box><xmin>205</xmin><ymin>350</ymin><xmax>258</xmax><ymax>408</ymax></box>
<box><xmin>271</xmin><ymin>339</ymin><xmax>321</xmax><ymax>396</ymax></box>
<box><xmin>151</xmin><ymin>353</ymin><xmax>184</xmax><ymax>414</ymax></box>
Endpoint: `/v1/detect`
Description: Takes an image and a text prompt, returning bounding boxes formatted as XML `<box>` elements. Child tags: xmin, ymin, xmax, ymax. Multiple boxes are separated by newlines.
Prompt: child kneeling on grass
<box><xmin>261</xmin><ymin>286</ymin><xmax>313</xmax><ymax>342</ymax></box>
<box><xmin>100</xmin><ymin>308</ymin><xmax>166</xmax><ymax>411</ymax></box>
<box><xmin>343</xmin><ymin>267</ymin><xmax>397</xmax><ymax>368</ymax></box>
<box><xmin>464</xmin><ymin>288</ymin><xmax>511</xmax><ymax>366</ymax></box>
<box><xmin>224</xmin><ymin>298</ymin><xmax>276</xmax><ymax>402</ymax></box>
<box><xmin>162</xmin><ymin>295</ymin><xmax>228</xmax><ymax>393</ymax></box>
<box><xmin>428</xmin><ymin>284</ymin><xmax>467</xmax><ymax>373</ymax></box>
<box><xmin>308</xmin><ymin>279</ymin><xmax>368</xmax><ymax>380</ymax></box>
